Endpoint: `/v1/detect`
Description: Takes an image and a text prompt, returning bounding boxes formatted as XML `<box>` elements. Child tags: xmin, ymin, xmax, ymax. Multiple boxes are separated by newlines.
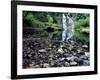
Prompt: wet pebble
<box><xmin>64</xmin><ymin>62</ymin><xmax>70</xmax><ymax>66</ymax></box>
<box><xmin>39</xmin><ymin>49</ymin><xmax>47</xmax><ymax>53</ymax></box>
<box><xmin>43</xmin><ymin>63</ymin><xmax>50</xmax><ymax>68</ymax></box>
<box><xmin>70</xmin><ymin>61</ymin><xmax>78</xmax><ymax>66</ymax></box>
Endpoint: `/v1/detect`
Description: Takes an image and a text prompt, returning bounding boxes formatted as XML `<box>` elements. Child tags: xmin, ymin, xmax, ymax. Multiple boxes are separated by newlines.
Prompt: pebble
<box><xmin>70</xmin><ymin>61</ymin><xmax>78</xmax><ymax>66</ymax></box>
<box><xmin>29</xmin><ymin>63</ymin><xmax>35</xmax><ymax>68</ymax></box>
<box><xmin>66</xmin><ymin>56</ymin><xmax>78</xmax><ymax>62</ymax></box>
<box><xmin>77</xmin><ymin>48</ymin><xmax>82</xmax><ymax>53</ymax></box>
<box><xmin>39</xmin><ymin>49</ymin><xmax>47</xmax><ymax>53</ymax></box>
<box><xmin>80</xmin><ymin>55</ymin><xmax>88</xmax><ymax>60</ymax></box>
<box><xmin>59</xmin><ymin>57</ymin><xmax>65</xmax><ymax>61</ymax></box>
<box><xmin>50</xmin><ymin>61</ymin><xmax>55</xmax><ymax>66</ymax></box>
<box><xmin>82</xmin><ymin>45</ymin><xmax>88</xmax><ymax>48</ymax></box>
<box><xmin>85</xmin><ymin>52</ymin><xmax>90</xmax><ymax>57</ymax></box>
<box><xmin>68</xmin><ymin>45</ymin><xmax>73</xmax><ymax>50</ymax></box>
<box><xmin>79</xmin><ymin>52</ymin><xmax>85</xmax><ymax>55</ymax></box>
<box><xmin>64</xmin><ymin>62</ymin><xmax>70</xmax><ymax>66</ymax></box>
<box><xmin>34</xmin><ymin>65</ymin><xmax>39</xmax><ymax>68</ymax></box>
<box><xmin>43</xmin><ymin>63</ymin><xmax>50</xmax><ymax>68</ymax></box>
<box><xmin>57</xmin><ymin>48</ymin><xmax>64</xmax><ymax>54</ymax></box>
<box><xmin>83</xmin><ymin>60</ymin><xmax>90</xmax><ymax>66</ymax></box>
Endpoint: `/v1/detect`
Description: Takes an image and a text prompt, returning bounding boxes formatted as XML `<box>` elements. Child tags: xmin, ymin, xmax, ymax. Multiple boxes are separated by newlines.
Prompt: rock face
<box><xmin>23</xmin><ymin>35</ymin><xmax>90</xmax><ymax>69</ymax></box>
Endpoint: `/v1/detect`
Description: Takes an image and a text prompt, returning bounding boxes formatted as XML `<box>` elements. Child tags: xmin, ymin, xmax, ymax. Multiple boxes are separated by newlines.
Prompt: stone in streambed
<box><xmin>82</xmin><ymin>45</ymin><xmax>88</xmax><ymax>49</ymax></box>
<box><xmin>59</xmin><ymin>57</ymin><xmax>65</xmax><ymax>61</ymax></box>
<box><xmin>34</xmin><ymin>65</ymin><xmax>40</xmax><ymax>68</ymax></box>
<box><xmin>70</xmin><ymin>61</ymin><xmax>78</xmax><ymax>66</ymax></box>
<box><xmin>39</xmin><ymin>49</ymin><xmax>47</xmax><ymax>53</ymax></box>
<box><xmin>50</xmin><ymin>61</ymin><xmax>55</xmax><ymax>66</ymax></box>
<box><xmin>74</xmin><ymin>58</ymin><xmax>83</xmax><ymax>65</ymax></box>
<box><xmin>29</xmin><ymin>62</ymin><xmax>35</xmax><ymax>68</ymax></box>
<box><xmin>57</xmin><ymin>48</ymin><xmax>64</xmax><ymax>54</ymax></box>
<box><xmin>80</xmin><ymin>55</ymin><xmax>88</xmax><ymax>60</ymax></box>
<box><xmin>68</xmin><ymin>45</ymin><xmax>73</xmax><ymax>51</ymax></box>
<box><xmin>64</xmin><ymin>62</ymin><xmax>70</xmax><ymax>66</ymax></box>
<box><xmin>79</xmin><ymin>51</ymin><xmax>85</xmax><ymax>55</ymax></box>
<box><xmin>66</xmin><ymin>56</ymin><xmax>78</xmax><ymax>62</ymax></box>
<box><xmin>77</xmin><ymin>48</ymin><xmax>82</xmax><ymax>53</ymax></box>
<box><xmin>83</xmin><ymin>60</ymin><xmax>90</xmax><ymax>66</ymax></box>
<box><xmin>47</xmin><ymin>48</ymin><xmax>52</xmax><ymax>50</ymax></box>
<box><xmin>43</xmin><ymin>63</ymin><xmax>50</xmax><ymax>68</ymax></box>
<box><xmin>85</xmin><ymin>52</ymin><xmax>90</xmax><ymax>57</ymax></box>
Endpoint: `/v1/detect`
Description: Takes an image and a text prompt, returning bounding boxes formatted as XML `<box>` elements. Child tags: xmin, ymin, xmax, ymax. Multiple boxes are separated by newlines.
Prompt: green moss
<box><xmin>74</xmin><ymin>31</ymin><xmax>89</xmax><ymax>43</ymax></box>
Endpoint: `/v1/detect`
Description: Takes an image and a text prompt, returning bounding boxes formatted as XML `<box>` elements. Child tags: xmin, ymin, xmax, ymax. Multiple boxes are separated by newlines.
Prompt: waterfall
<box><xmin>62</xmin><ymin>14</ymin><xmax>67</xmax><ymax>42</ymax></box>
<box><xmin>58</xmin><ymin>14</ymin><xmax>74</xmax><ymax>52</ymax></box>
<box><xmin>62</xmin><ymin>14</ymin><xmax>74</xmax><ymax>42</ymax></box>
<box><xmin>66</xmin><ymin>15</ymin><xmax>74</xmax><ymax>40</ymax></box>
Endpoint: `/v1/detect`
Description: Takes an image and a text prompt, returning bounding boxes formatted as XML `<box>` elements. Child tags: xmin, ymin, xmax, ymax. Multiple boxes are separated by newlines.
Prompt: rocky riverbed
<box><xmin>23</xmin><ymin>35</ymin><xmax>90</xmax><ymax>69</ymax></box>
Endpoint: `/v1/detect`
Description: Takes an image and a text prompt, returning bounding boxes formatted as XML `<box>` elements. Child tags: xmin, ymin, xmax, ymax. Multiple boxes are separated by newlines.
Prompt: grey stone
<box><xmin>39</xmin><ymin>49</ymin><xmax>47</xmax><ymax>53</ymax></box>
<box><xmin>70</xmin><ymin>61</ymin><xmax>78</xmax><ymax>66</ymax></box>
<box><xmin>43</xmin><ymin>63</ymin><xmax>50</xmax><ymax>68</ymax></box>
<box><xmin>64</xmin><ymin>62</ymin><xmax>70</xmax><ymax>66</ymax></box>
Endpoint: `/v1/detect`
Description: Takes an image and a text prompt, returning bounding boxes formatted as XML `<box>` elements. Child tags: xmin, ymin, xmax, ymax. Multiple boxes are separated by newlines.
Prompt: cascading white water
<box><xmin>58</xmin><ymin>14</ymin><xmax>74</xmax><ymax>53</ymax></box>
<box><xmin>66</xmin><ymin>15</ymin><xmax>74</xmax><ymax>40</ymax></box>
<box><xmin>62</xmin><ymin>14</ymin><xmax>67</xmax><ymax>42</ymax></box>
<box><xmin>62</xmin><ymin>14</ymin><xmax>74</xmax><ymax>42</ymax></box>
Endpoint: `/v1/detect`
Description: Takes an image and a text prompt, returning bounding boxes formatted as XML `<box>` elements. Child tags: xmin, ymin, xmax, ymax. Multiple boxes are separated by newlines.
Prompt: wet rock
<box><xmin>70</xmin><ymin>40</ymin><xmax>75</xmax><ymax>45</ymax></box>
<box><xmin>48</xmin><ymin>44</ymin><xmax>52</xmax><ymax>47</ymax></box>
<box><xmin>56</xmin><ymin>61</ymin><xmax>64</xmax><ymax>67</ymax></box>
<box><xmin>70</xmin><ymin>61</ymin><xmax>78</xmax><ymax>66</ymax></box>
<box><xmin>83</xmin><ymin>60</ymin><xmax>90</xmax><ymax>66</ymax></box>
<box><xmin>77</xmin><ymin>48</ymin><xmax>82</xmax><ymax>53</ymax></box>
<box><xmin>47</xmin><ymin>48</ymin><xmax>52</xmax><ymax>50</ymax></box>
<box><xmin>71</xmin><ymin>48</ymin><xmax>78</xmax><ymax>53</ymax></box>
<box><xmin>49</xmin><ymin>54</ymin><xmax>53</xmax><ymax>58</ymax></box>
<box><xmin>27</xmin><ymin>48</ymin><xmax>31</xmax><ymax>54</ymax></box>
<box><xmin>74</xmin><ymin>58</ymin><xmax>83</xmax><ymax>65</ymax></box>
<box><xmin>68</xmin><ymin>45</ymin><xmax>73</xmax><ymax>50</ymax></box>
<box><xmin>79</xmin><ymin>52</ymin><xmax>85</xmax><ymax>55</ymax></box>
<box><xmin>72</xmin><ymin>53</ymin><xmax>77</xmax><ymax>56</ymax></box>
<box><xmin>34</xmin><ymin>65</ymin><xmax>39</xmax><ymax>68</ymax></box>
<box><xmin>43</xmin><ymin>63</ymin><xmax>50</xmax><ymax>68</ymax></box>
<box><xmin>66</xmin><ymin>56</ymin><xmax>78</xmax><ymax>62</ymax></box>
<box><xmin>63</xmin><ymin>53</ymin><xmax>71</xmax><ymax>58</ymax></box>
<box><xmin>82</xmin><ymin>45</ymin><xmax>88</xmax><ymax>49</ymax></box>
<box><xmin>52</xmin><ymin>45</ymin><xmax>56</xmax><ymax>48</ymax></box>
<box><xmin>63</xmin><ymin>48</ymin><xmax>68</xmax><ymax>53</ymax></box>
<box><xmin>29</xmin><ymin>62</ymin><xmax>35</xmax><ymax>68</ymax></box>
<box><xmin>64</xmin><ymin>62</ymin><xmax>70</xmax><ymax>66</ymax></box>
<box><xmin>59</xmin><ymin>57</ymin><xmax>65</xmax><ymax>61</ymax></box>
<box><xmin>50</xmin><ymin>61</ymin><xmax>55</xmax><ymax>66</ymax></box>
<box><xmin>28</xmin><ymin>54</ymin><xmax>32</xmax><ymax>57</ymax></box>
<box><xmin>80</xmin><ymin>55</ymin><xmax>88</xmax><ymax>60</ymax></box>
<box><xmin>85</xmin><ymin>52</ymin><xmax>90</xmax><ymax>57</ymax></box>
<box><xmin>57</xmin><ymin>48</ymin><xmax>64</xmax><ymax>54</ymax></box>
<box><xmin>39</xmin><ymin>49</ymin><xmax>47</xmax><ymax>53</ymax></box>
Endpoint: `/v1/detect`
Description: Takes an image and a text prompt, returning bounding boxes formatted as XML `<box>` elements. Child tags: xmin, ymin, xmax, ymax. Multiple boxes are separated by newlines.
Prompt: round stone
<box><xmin>70</xmin><ymin>61</ymin><xmax>78</xmax><ymax>66</ymax></box>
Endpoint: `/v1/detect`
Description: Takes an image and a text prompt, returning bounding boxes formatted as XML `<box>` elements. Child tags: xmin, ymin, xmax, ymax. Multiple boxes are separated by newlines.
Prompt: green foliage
<box><xmin>75</xmin><ymin>13</ymin><xmax>89</xmax><ymax>21</ymax></box>
<box><xmin>23</xmin><ymin>11</ymin><xmax>90</xmax><ymax>42</ymax></box>
<box><xmin>47</xmin><ymin>14</ymin><xmax>53</xmax><ymax>23</ymax></box>
<box><xmin>31</xmin><ymin>19</ymin><xmax>45</xmax><ymax>28</ymax></box>
<box><xmin>44</xmin><ymin>23</ymin><xmax>61</xmax><ymax>30</ymax></box>
<box><xmin>74</xmin><ymin>31</ymin><xmax>89</xmax><ymax>43</ymax></box>
<box><xmin>75</xmin><ymin>17</ymin><xmax>90</xmax><ymax>43</ymax></box>
<box><xmin>75</xmin><ymin>17</ymin><xmax>89</xmax><ymax>29</ymax></box>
